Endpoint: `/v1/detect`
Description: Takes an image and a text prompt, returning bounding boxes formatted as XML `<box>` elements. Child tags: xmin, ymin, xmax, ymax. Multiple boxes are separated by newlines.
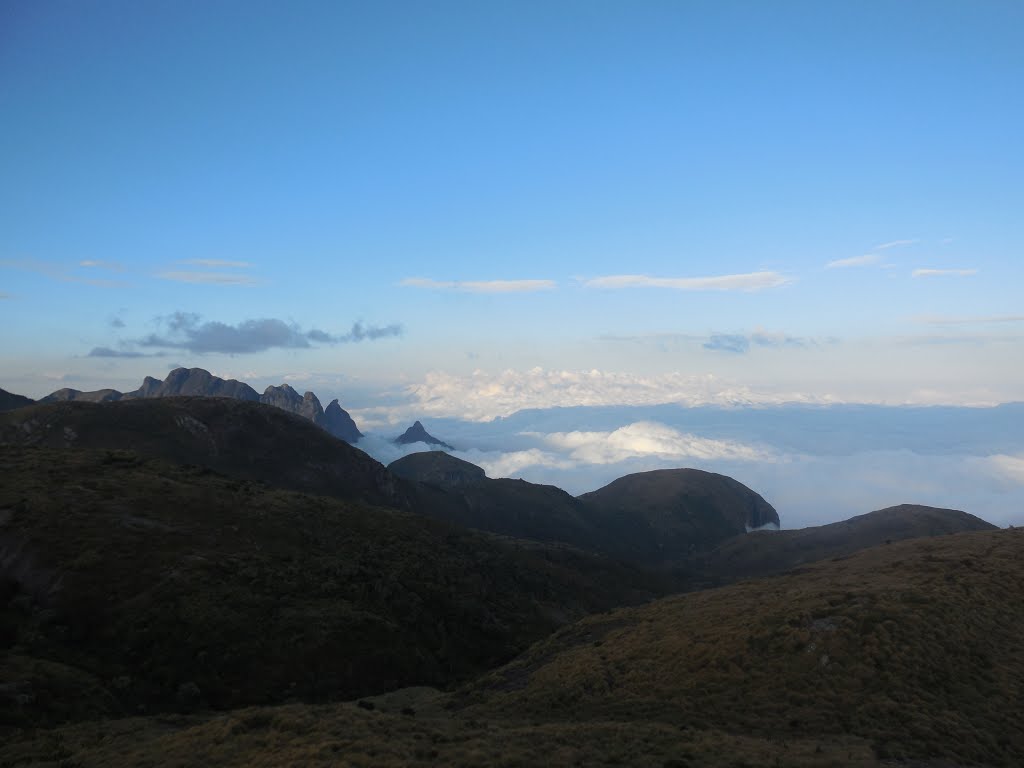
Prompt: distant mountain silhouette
<box><xmin>394</xmin><ymin>420</ymin><xmax>453</xmax><ymax>450</ymax></box>
<box><xmin>0</xmin><ymin>387</ymin><xmax>35</xmax><ymax>411</ymax></box>
<box><xmin>33</xmin><ymin>367</ymin><xmax>362</xmax><ymax>443</ymax></box>
<box><xmin>389</xmin><ymin>450</ymin><xmax>485</xmax><ymax>488</ymax></box>
<box><xmin>578</xmin><ymin>468</ymin><xmax>781</xmax><ymax>560</ymax></box>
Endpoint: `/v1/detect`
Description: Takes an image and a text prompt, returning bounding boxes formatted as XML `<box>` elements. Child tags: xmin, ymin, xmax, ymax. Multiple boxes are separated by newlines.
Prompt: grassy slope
<box><xmin>6</xmin><ymin>529</ymin><xmax>1022</xmax><ymax>767</ymax></box>
<box><xmin>0</xmin><ymin>446</ymin><xmax>662</xmax><ymax>730</ymax></box>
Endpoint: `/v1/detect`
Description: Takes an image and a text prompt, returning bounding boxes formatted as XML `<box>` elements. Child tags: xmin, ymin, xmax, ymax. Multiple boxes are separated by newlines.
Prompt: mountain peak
<box><xmin>395</xmin><ymin>420</ymin><xmax>454</xmax><ymax>450</ymax></box>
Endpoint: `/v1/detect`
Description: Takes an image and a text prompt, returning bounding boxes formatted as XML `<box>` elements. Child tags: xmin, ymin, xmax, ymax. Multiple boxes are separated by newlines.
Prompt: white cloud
<box><xmin>79</xmin><ymin>260</ymin><xmax>123</xmax><ymax>270</ymax></box>
<box><xmin>180</xmin><ymin>259</ymin><xmax>252</xmax><ymax>268</ymax></box>
<box><xmin>915</xmin><ymin>314</ymin><xmax>1024</xmax><ymax>326</ymax></box>
<box><xmin>583</xmin><ymin>271</ymin><xmax>791</xmax><ymax>292</ymax></box>
<box><xmin>826</xmin><ymin>254</ymin><xmax>882</xmax><ymax>269</ymax></box>
<box><xmin>400</xmin><ymin>277</ymin><xmax>556</xmax><ymax>293</ymax></box>
<box><xmin>156</xmin><ymin>271</ymin><xmax>261</xmax><ymax>286</ymax></box>
<box><xmin>874</xmin><ymin>239</ymin><xmax>918</xmax><ymax>250</ymax></box>
<box><xmin>532</xmin><ymin>421</ymin><xmax>770</xmax><ymax>465</ymax></box>
<box><xmin>912</xmin><ymin>268</ymin><xmax>978</xmax><ymax>278</ymax></box>
<box><xmin>986</xmin><ymin>454</ymin><xmax>1024</xmax><ymax>484</ymax></box>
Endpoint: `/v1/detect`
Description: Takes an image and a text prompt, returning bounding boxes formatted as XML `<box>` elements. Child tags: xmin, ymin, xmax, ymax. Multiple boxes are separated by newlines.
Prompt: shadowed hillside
<box><xmin>6</xmin><ymin>529</ymin><xmax>1022</xmax><ymax>767</ymax></box>
<box><xmin>0</xmin><ymin>389</ymin><xmax>33</xmax><ymax>411</ymax></box>
<box><xmin>0</xmin><ymin>398</ymin><xmax>400</xmax><ymax>509</ymax></box>
<box><xmin>578</xmin><ymin>468</ymin><xmax>780</xmax><ymax>561</ymax></box>
<box><xmin>0</xmin><ymin>446</ymin><xmax>663</xmax><ymax>730</ymax></box>
<box><xmin>689</xmin><ymin>503</ymin><xmax>997</xmax><ymax>587</ymax></box>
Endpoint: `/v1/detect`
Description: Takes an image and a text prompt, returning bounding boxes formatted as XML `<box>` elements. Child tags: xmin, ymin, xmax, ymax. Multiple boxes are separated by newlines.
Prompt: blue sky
<box><xmin>2</xmin><ymin>0</ymin><xmax>1022</xmax><ymax>411</ymax></box>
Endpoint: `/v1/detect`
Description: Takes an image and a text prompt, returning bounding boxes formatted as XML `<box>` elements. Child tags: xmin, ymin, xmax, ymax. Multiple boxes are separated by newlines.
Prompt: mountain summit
<box><xmin>394</xmin><ymin>420</ymin><xmax>454</xmax><ymax>450</ymax></box>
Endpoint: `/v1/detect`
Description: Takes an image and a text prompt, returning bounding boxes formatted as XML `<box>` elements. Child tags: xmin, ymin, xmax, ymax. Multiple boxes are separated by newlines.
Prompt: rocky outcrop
<box><xmin>125</xmin><ymin>368</ymin><xmax>259</xmax><ymax>401</ymax></box>
<box><xmin>260</xmin><ymin>384</ymin><xmax>324</xmax><ymax>421</ymax></box>
<box><xmin>40</xmin><ymin>388</ymin><xmax>123</xmax><ymax>404</ymax></box>
<box><xmin>395</xmin><ymin>421</ymin><xmax>453</xmax><ymax>450</ymax></box>
<box><xmin>321</xmin><ymin>399</ymin><xmax>363</xmax><ymax>443</ymax></box>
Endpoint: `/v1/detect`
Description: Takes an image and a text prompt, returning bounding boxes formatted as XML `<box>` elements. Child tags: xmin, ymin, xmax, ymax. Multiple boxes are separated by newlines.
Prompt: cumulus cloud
<box><xmin>912</xmin><ymin>268</ymin><xmax>978</xmax><ymax>278</ymax></box>
<box><xmin>532</xmin><ymin>421</ymin><xmax>770</xmax><ymax>464</ymax></box>
<box><xmin>583</xmin><ymin>271</ymin><xmax>791</xmax><ymax>292</ymax></box>
<box><xmin>826</xmin><ymin>254</ymin><xmax>882</xmax><ymax>269</ymax></box>
<box><xmin>400</xmin><ymin>277</ymin><xmax>556</xmax><ymax>293</ymax></box>
<box><xmin>90</xmin><ymin>313</ymin><xmax>402</xmax><ymax>356</ymax></box>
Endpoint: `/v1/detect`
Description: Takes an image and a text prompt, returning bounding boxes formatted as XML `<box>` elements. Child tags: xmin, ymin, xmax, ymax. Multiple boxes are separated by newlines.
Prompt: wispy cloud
<box><xmin>156</xmin><ymin>271</ymin><xmax>262</xmax><ymax>286</ymax></box>
<box><xmin>0</xmin><ymin>292</ymin><xmax>10</xmax><ymax>300</ymax></box>
<box><xmin>180</xmin><ymin>259</ymin><xmax>252</xmax><ymax>268</ymax></box>
<box><xmin>79</xmin><ymin>260</ymin><xmax>123</xmax><ymax>271</ymax></box>
<box><xmin>912</xmin><ymin>268</ymin><xmax>978</xmax><ymax>278</ymax></box>
<box><xmin>826</xmin><ymin>254</ymin><xmax>882</xmax><ymax>269</ymax></box>
<box><xmin>703</xmin><ymin>331</ymin><xmax>809</xmax><ymax>354</ymax></box>
<box><xmin>583</xmin><ymin>271</ymin><xmax>792</xmax><ymax>292</ymax></box>
<box><xmin>400</xmin><ymin>277</ymin><xmax>556</xmax><ymax>293</ymax></box>
<box><xmin>87</xmin><ymin>346</ymin><xmax>165</xmax><ymax>358</ymax></box>
<box><xmin>1</xmin><ymin>259</ymin><xmax>125</xmax><ymax>287</ymax></box>
<box><xmin>117</xmin><ymin>312</ymin><xmax>403</xmax><ymax>355</ymax></box>
<box><xmin>915</xmin><ymin>314</ymin><xmax>1024</xmax><ymax>326</ymax></box>
<box><xmin>874</xmin><ymin>239</ymin><xmax>918</xmax><ymax>250</ymax></box>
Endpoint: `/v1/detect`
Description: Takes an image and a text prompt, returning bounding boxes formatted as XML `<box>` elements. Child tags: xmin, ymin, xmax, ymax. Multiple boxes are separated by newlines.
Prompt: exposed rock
<box><xmin>320</xmin><ymin>399</ymin><xmax>363</xmax><ymax>443</ymax></box>
<box><xmin>395</xmin><ymin>421</ymin><xmax>453</xmax><ymax>450</ymax></box>
<box><xmin>260</xmin><ymin>384</ymin><xmax>325</xmax><ymax>422</ymax></box>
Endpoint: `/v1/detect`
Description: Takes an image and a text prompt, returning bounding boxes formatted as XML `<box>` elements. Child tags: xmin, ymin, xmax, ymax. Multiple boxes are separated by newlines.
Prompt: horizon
<box><xmin>2</xmin><ymin>2</ymin><xmax>1022</xmax><ymax>526</ymax></box>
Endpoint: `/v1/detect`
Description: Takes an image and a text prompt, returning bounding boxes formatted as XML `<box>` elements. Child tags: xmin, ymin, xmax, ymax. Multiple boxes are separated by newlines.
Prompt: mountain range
<box><xmin>0</xmin><ymin>388</ymin><xmax>1016</xmax><ymax>766</ymax></box>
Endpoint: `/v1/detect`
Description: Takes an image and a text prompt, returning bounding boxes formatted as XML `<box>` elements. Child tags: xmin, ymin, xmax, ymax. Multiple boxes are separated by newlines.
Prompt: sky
<box><xmin>2</xmin><ymin>2</ymin><xmax>1023</xmax><ymax>524</ymax></box>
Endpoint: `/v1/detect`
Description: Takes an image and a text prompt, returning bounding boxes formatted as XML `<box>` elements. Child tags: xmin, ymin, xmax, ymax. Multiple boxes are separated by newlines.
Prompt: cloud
<box><xmin>180</xmin><ymin>259</ymin><xmax>252</xmax><ymax>268</ymax></box>
<box><xmin>583</xmin><ymin>271</ymin><xmax>792</xmax><ymax>292</ymax></box>
<box><xmin>109</xmin><ymin>316</ymin><xmax>126</xmax><ymax>329</ymax></box>
<box><xmin>826</xmin><ymin>254</ymin><xmax>882</xmax><ymax>269</ymax></box>
<box><xmin>703</xmin><ymin>334</ymin><xmax>750</xmax><ymax>354</ymax></box>
<box><xmin>400</xmin><ymin>277</ymin><xmax>556</xmax><ymax>293</ymax></box>
<box><xmin>912</xmin><ymin>268</ymin><xmax>978</xmax><ymax>278</ymax></box>
<box><xmin>1</xmin><ymin>259</ymin><xmax>125</xmax><ymax>287</ymax></box>
<box><xmin>156</xmin><ymin>271</ymin><xmax>261</xmax><ymax>286</ymax></box>
<box><xmin>87</xmin><ymin>346</ymin><xmax>164</xmax><ymax>358</ymax></box>
<box><xmin>874</xmin><ymin>239</ymin><xmax>918</xmax><ymax>250</ymax></box>
<box><xmin>532</xmin><ymin>421</ymin><xmax>770</xmax><ymax>465</ymax></box>
<box><xmin>703</xmin><ymin>331</ymin><xmax>810</xmax><ymax>354</ymax></box>
<box><xmin>129</xmin><ymin>312</ymin><xmax>402</xmax><ymax>355</ymax></box>
<box><xmin>915</xmin><ymin>314</ymin><xmax>1024</xmax><ymax>326</ymax></box>
<box><xmin>79</xmin><ymin>260</ymin><xmax>123</xmax><ymax>271</ymax></box>
<box><xmin>0</xmin><ymin>292</ymin><xmax>10</xmax><ymax>299</ymax></box>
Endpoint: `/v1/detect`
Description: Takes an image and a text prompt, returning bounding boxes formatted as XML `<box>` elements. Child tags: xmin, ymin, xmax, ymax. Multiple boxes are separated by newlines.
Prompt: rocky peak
<box><xmin>395</xmin><ymin>420</ymin><xmax>454</xmax><ymax>450</ymax></box>
<box><xmin>320</xmin><ymin>399</ymin><xmax>363</xmax><ymax>443</ymax></box>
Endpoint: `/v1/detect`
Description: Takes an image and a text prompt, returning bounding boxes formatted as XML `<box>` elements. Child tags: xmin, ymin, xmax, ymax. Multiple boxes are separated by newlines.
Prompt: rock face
<box><xmin>389</xmin><ymin>451</ymin><xmax>486</xmax><ymax>488</ymax></box>
<box><xmin>34</xmin><ymin>368</ymin><xmax>362</xmax><ymax>443</ymax></box>
<box><xmin>0</xmin><ymin>388</ymin><xmax>34</xmax><ymax>411</ymax></box>
<box><xmin>395</xmin><ymin>420</ymin><xmax>454</xmax><ymax>450</ymax></box>
<box><xmin>321</xmin><ymin>399</ymin><xmax>363</xmax><ymax>443</ymax></box>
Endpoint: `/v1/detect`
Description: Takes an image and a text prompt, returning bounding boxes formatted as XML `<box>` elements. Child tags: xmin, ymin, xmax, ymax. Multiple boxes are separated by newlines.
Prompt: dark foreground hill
<box><xmin>6</xmin><ymin>529</ymin><xmax>1022</xmax><ymax>767</ymax></box>
<box><xmin>0</xmin><ymin>398</ymin><xmax>397</xmax><ymax>509</ymax></box>
<box><xmin>0</xmin><ymin>446</ymin><xmax>663</xmax><ymax>731</ymax></box>
<box><xmin>690</xmin><ymin>503</ymin><xmax>998</xmax><ymax>587</ymax></box>
<box><xmin>0</xmin><ymin>388</ymin><xmax>33</xmax><ymax>411</ymax></box>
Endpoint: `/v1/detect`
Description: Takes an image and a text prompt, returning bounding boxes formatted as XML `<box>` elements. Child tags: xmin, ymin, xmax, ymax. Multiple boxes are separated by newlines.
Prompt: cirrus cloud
<box><xmin>583</xmin><ymin>271</ymin><xmax>792</xmax><ymax>292</ymax></box>
<box><xmin>912</xmin><ymin>268</ymin><xmax>978</xmax><ymax>278</ymax></box>
<box><xmin>400</xmin><ymin>277</ymin><xmax>556</xmax><ymax>293</ymax></box>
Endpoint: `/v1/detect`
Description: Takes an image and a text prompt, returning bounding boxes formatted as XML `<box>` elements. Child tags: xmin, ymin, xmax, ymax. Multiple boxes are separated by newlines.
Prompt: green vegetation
<box><xmin>0</xmin><ymin>446</ymin><xmax>661</xmax><ymax>730</ymax></box>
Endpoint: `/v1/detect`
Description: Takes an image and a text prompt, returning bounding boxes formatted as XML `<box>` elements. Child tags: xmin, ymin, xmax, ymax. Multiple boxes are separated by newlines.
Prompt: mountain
<box><xmin>388</xmin><ymin>450</ymin><xmax>486</xmax><ymax>488</ymax></box>
<box><xmin>690</xmin><ymin>503</ymin><xmax>998</xmax><ymax>588</ymax></box>
<box><xmin>9</xmin><ymin>529</ymin><xmax>1023</xmax><ymax>766</ymax></box>
<box><xmin>0</xmin><ymin>388</ymin><xmax>34</xmax><ymax>411</ymax></box>
<box><xmin>39</xmin><ymin>387</ymin><xmax>123</xmax><ymax>403</ymax></box>
<box><xmin>577</xmin><ymin>468</ymin><xmax>780</xmax><ymax>561</ymax></box>
<box><xmin>124</xmin><ymin>368</ymin><xmax>259</xmax><ymax>401</ymax></box>
<box><xmin>394</xmin><ymin>420</ymin><xmax>453</xmax><ymax>450</ymax></box>
<box><xmin>0</xmin><ymin>445</ymin><xmax>664</xmax><ymax>730</ymax></box>
<box><xmin>33</xmin><ymin>368</ymin><xmax>362</xmax><ymax>443</ymax></box>
<box><xmin>321</xmin><ymin>398</ymin><xmax>362</xmax><ymax>443</ymax></box>
<box><xmin>0</xmin><ymin>398</ymin><xmax>400</xmax><ymax>510</ymax></box>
